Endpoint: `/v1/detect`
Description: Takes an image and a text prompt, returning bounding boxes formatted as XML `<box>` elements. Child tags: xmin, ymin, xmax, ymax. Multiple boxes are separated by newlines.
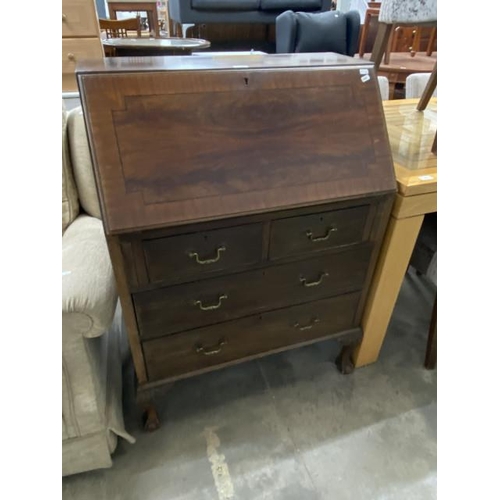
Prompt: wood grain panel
<box><xmin>143</xmin><ymin>223</ymin><xmax>263</xmax><ymax>285</ymax></box>
<box><xmin>354</xmin><ymin>215</ymin><xmax>424</xmax><ymax>367</ymax></box>
<box><xmin>269</xmin><ymin>204</ymin><xmax>370</xmax><ymax>260</ymax></box>
<box><xmin>62</xmin><ymin>0</ymin><xmax>100</xmax><ymax>38</ymax></box>
<box><xmin>63</xmin><ymin>38</ymin><xmax>103</xmax><ymax>92</ymax></box>
<box><xmin>392</xmin><ymin>192</ymin><xmax>436</xmax><ymax>219</ymax></box>
<box><xmin>134</xmin><ymin>244</ymin><xmax>372</xmax><ymax>339</ymax></box>
<box><xmin>77</xmin><ymin>57</ymin><xmax>396</xmax><ymax>234</ymax></box>
<box><xmin>143</xmin><ymin>292</ymin><xmax>361</xmax><ymax>381</ymax></box>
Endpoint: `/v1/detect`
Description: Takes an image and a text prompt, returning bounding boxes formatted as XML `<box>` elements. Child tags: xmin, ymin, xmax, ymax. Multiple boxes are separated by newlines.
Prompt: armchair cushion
<box><xmin>405</xmin><ymin>73</ymin><xmax>437</xmax><ymax>99</ymax></box>
<box><xmin>295</xmin><ymin>10</ymin><xmax>347</xmax><ymax>53</ymax></box>
<box><xmin>62</xmin><ymin>215</ymin><xmax>117</xmax><ymax>339</ymax></box>
<box><xmin>260</xmin><ymin>0</ymin><xmax>321</xmax><ymax>11</ymax></box>
<box><xmin>67</xmin><ymin>108</ymin><xmax>101</xmax><ymax>219</ymax></box>
<box><xmin>62</xmin><ymin>103</ymin><xmax>79</xmax><ymax>234</ymax></box>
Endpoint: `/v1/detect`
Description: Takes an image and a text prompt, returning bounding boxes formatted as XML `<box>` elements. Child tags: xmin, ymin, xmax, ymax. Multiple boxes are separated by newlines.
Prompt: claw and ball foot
<box><xmin>143</xmin><ymin>405</ymin><xmax>160</xmax><ymax>432</ymax></box>
<box><xmin>336</xmin><ymin>344</ymin><xmax>355</xmax><ymax>375</ymax></box>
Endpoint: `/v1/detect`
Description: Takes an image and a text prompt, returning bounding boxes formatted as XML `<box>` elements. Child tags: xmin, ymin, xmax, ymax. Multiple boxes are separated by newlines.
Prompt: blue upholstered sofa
<box><xmin>168</xmin><ymin>0</ymin><xmax>332</xmax><ymax>35</ymax></box>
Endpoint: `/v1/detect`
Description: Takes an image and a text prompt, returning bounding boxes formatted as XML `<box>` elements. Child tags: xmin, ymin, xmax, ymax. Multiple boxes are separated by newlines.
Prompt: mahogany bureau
<box><xmin>77</xmin><ymin>53</ymin><xmax>396</xmax><ymax>430</ymax></box>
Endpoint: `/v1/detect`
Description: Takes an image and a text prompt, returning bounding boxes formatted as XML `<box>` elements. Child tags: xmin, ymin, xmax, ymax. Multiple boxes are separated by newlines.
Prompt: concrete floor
<box><xmin>62</xmin><ymin>270</ymin><xmax>437</xmax><ymax>500</ymax></box>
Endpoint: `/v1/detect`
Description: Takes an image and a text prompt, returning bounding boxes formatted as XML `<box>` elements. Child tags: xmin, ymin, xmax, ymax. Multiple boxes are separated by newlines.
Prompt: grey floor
<box><xmin>63</xmin><ymin>270</ymin><xmax>437</xmax><ymax>500</ymax></box>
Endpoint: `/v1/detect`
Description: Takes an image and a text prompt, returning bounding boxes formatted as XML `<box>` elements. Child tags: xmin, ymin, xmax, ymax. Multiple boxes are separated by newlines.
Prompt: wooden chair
<box><xmin>370</xmin><ymin>0</ymin><xmax>436</xmax><ymax>68</ymax></box>
<box><xmin>99</xmin><ymin>17</ymin><xmax>142</xmax><ymax>39</ymax></box>
<box><xmin>426</xmin><ymin>27</ymin><xmax>437</xmax><ymax>56</ymax></box>
<box><xmin>359</xmin><ymin>2</ymin><xmax>433</xmax><ymax>66</ymax></box>
<box><xmin>370</xmin><ymin>0</ymin><xmax>437</xmax><ymax>110</ymax></box>
<box><xmin>358</xmin><ymin>2</ymin><xmax>381</xmax><ymax>58</ymax></box>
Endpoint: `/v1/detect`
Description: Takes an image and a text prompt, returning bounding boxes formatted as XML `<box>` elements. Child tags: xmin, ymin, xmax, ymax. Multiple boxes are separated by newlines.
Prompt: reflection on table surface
<box><xmin>383</xmin><ymin>98</ymin><xmax>437</xmax><ymax>195</ymax></box>
<box><xmin>102</xmin><ymin>37</ymin><xmax>210</xmax><ymax>48</ymax></box>
<box><xmin>384</xmin><ymin>98</ymin><xmax>437</xmax><ymax>171</ymax></box>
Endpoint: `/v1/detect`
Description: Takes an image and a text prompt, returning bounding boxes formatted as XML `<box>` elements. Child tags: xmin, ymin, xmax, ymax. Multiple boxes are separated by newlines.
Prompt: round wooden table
<box><xmin>102</xmin><ymin>37</ymin><xmax>211</xmax><ymax>57</ymax></box>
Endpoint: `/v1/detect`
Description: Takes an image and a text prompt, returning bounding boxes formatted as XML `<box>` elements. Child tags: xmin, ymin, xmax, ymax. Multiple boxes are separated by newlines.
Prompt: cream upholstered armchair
<box><xmin>62</xmin><ymin>103</ymin><xmax>135</xmax><ymax>476</ymax></box>
<box><xmin>405</xmin><ymin>72</ymin><xmax>437</xmax><ymax>99</ymax></box>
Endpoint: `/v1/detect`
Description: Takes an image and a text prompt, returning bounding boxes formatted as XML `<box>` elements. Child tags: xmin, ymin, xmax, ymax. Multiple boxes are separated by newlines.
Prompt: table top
<box><xmin>102</xmin><ymin>37</ymin><xmax>211</xmax><ymax>50</ymax></box>
<box><xmin>383</xmin><ymin>98</ymin><xmax>437</xmax><ymax>196</ymax></box>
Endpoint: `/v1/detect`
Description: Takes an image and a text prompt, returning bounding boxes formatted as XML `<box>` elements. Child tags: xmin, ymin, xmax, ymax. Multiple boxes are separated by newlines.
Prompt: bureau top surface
<box><xmin>77</xmin><ymin>54</ymin><xmax>396</xmax><ymax>234</ymax></box>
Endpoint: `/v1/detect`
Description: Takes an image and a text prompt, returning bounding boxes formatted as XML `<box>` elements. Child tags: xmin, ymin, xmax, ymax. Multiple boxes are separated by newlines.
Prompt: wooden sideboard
<box><xmin>62</xmin><ymin>0</ymin><xmax>104</xmax><ymax>92</ymax></box>
<box><xmin>77</xmin><ymin>53</ymin><xmax>397</xmax><ymax>430</ymax></box>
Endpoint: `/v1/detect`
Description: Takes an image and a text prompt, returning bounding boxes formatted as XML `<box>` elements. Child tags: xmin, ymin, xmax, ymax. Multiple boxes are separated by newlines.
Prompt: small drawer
<box><xmin>62</xmin><ymin>0</ymin><xmax>100</xmax><ymax>38</ymax></box>
<box><xmin>134</xmin><ymin>244</ymin><xmax>371</xmax><ymax>339</ymax></box>
<box><xmin>269</xmin><ymin>205</ymin><xmax>370</xmax><ymax>260</ymax></box>
<box><xmin>62</xmin><ymin>38</ymin><xmax>104</xmax><ymax>91</ymax></box>
<box><xmin>143</xmin><ymin>292</ymin><xmax>361</xmax><ymax>382</ymax></box>
<box><xmin>143</xmin><ymin>223</ymin><xmax>263</xmax><ymax>285</ymax></box>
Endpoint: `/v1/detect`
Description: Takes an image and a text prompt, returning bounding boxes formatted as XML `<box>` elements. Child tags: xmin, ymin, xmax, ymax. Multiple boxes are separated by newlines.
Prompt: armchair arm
<box><xmin>62</xmin><ymin>215</ymin><xmax>117</xmax><ymax>339</ymax></box>
<box><xmin>168</xmin><ymin>0</ymin><xmax>195</xmax><ymax>24</ymax></box>
<box><xmin>345</xmin><ymin>10</ymin><xmax>361</xmax><ymax>57</ymax></box>
<box><xmin>276</xmin><ymin>10</ymin><xmax>297</xmax><ymax>54</ymax></box>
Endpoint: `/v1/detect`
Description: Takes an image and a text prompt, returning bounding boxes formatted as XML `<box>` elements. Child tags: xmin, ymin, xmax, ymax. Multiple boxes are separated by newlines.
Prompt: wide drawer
<box><xmin>62</xmin><ymin>0</ymin><xmax>100</xmax><ymax>38</ymax></box>
<box><xmin>269</xmin><ymin>204</ymin><xmax>370</xmax><ymax>260</ymax></box>
<box><xmin>143</xmin><ymin>223</ymin><xmax>263</xmax><ymax>285</ymax></box>
<box><xmin>134</xmin><ymin>244</ymin><xmax>372</xmax><ymax>339</ymax></box>
<box><xmin>143</xmin><ymin>292</ymin><xmax>361</xmax><ymax>381</ymax></box>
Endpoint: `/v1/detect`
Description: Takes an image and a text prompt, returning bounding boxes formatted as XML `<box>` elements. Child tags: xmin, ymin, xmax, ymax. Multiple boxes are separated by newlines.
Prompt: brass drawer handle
<box><xmin>67</xmin><ymin>53</ymin><xmax>76</xmax><ymax>61</ymax></box>
<box><xmin>300</xmin><ymin>272</ymin><xmax>329</xmax><ymax>287</ymax></box>
<box><xmin>294</xmin><ymin>318</ymin><xmax>320</xmax><ymax>331</ymax></box>
<box><xmin>62</xmin><ymin>14</ymin><xmax>67</xmax><ymax>22</ymax></box>
<box><xmin>196</xmin><ymin>338</ymin><xmax>227</xmax><ymax>355</ymax></box>
<box><xmin>194</xmin><ymin>294</ymin><xmax>228</xmax><ymax>311</ymax></box>
<box><xmin>306</xmin><ymin>226</ymin><xmax>337</xmax><ymax>242</ymax></box>
<box><xmin>188</xmin><ymin>246</ymin><xmax>226</xmax><ymax>265</ymax></box>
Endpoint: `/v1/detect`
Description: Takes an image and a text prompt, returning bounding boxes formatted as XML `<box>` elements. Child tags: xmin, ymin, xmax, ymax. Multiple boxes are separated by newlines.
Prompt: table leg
<box><xmin>424</xmin><ymin>296</ymin><xmax>437</xmax><ymax>369</ymax></box>
<box><xmin>353</xmin><ymin>214</ymin><xmax>424</xmax><ymax>367</ymax></box>
<box><xmin>388</xmin><ymin>81</ymin><xmax>396</xmax><ymax>99</ymax></box>
<box><xmin>146</xmin><ymin>8</ymin><xmax>159</xmax><ymax>38</ymax></box>
<box><xmin>417</xmin><ymin>63</ymin><xmax>437</xmax><ymax>111</ymax></box>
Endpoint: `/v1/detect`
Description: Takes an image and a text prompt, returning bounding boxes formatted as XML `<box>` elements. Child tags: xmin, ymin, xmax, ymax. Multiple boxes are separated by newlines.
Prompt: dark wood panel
<box><xmin>120</xmin><ymin>195</ymin><xmax>383</xmax><ymax>243</ymax></box>
<box><xmin>269</xmin><ymin>204</ymin><xmax>370</xmax><ymax>260</ymax></box>
<box><xmin>353</xmin><ymin>194</ymin><xmax>394</xmax><ymax>325</ymax></box>
<box><xmin>143</xmin><ymin>292</ymin><xmax>361</xmax><ymax>381</ymax></box>
<box><xmin>77</xmin><ymin>55</ymin><xmax>396</xmax><ymax>234</ymax></box>
<box><xmin>134</xmin><ymin>245</ymin><xmax>372</xmax><ymax>339</ymax></box>
<box><xmin>142</xmin><ymin>223</ymin><xmax>263</xmax><ymax>285</ymax></box>
<box><xmin>106</xmin><ymin>236</ymin><xmax>148</xmax><ymax>383</ymax></box>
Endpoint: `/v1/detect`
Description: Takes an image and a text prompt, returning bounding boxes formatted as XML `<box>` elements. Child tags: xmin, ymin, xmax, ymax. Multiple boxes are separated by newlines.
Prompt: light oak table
<box><xmin>354</xmin><ymin>97</ymin><xmax>437</xmax><ymax>367</ymax></box>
